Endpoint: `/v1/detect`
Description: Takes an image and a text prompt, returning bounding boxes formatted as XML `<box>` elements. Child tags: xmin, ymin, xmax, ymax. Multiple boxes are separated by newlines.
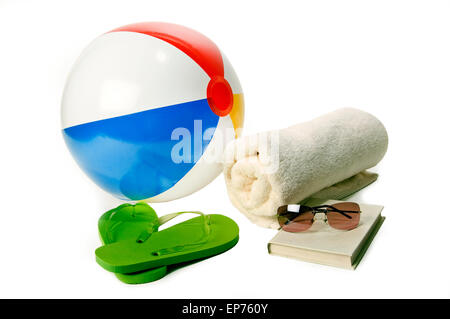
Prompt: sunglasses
<box><xmin>277</xmin><ymin>202</ymin><xmax>361</xmax><ymax>232</ymax></box>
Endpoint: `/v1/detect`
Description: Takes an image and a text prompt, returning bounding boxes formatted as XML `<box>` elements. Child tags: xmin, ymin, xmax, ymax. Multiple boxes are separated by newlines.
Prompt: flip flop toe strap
<box><xmin>139</xmin><ymin>211</ymin><xmax>212</xmax><ymax>255</ymax></box>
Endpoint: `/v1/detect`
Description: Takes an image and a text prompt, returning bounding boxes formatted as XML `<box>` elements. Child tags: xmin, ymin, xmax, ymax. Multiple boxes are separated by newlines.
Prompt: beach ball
<box><xmin>61</xmin><ymin>22</ymin><xmax>244</xmax><ymax>202</ymax></box>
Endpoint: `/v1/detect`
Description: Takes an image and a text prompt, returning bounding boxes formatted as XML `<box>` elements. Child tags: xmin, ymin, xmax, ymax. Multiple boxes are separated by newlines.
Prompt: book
<box><xmin>267</xmin><ymin>199</ymin><xmax>385</xmax><ymax>269</ymax></box>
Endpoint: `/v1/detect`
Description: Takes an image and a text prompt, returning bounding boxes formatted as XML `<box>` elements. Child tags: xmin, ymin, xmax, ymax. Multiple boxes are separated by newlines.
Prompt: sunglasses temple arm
<box><xmin>337</xmin><ymin>211</ymin><xmax>352</xmax><ymax>219</ymax></box>
<box><xmin>313</xmin><ymin>205</ymin><xmax>357</xmax><ymax>219</ymax></box>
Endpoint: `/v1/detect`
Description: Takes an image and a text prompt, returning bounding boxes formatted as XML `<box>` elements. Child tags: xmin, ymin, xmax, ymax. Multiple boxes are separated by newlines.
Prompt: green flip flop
<box><xmin>98</xmin><ymin>202</ymin><xmax>168</xmax><ymax>283</ymax></box>
<box><xmin>96</xmin><ymin>210</ymin><xmax>239</xmax><ymax>275</ymax></box>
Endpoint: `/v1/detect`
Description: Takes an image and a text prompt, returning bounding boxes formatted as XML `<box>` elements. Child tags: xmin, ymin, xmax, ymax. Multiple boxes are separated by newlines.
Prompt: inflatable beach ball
<box><xmin>61</xmin><ymin>22</ymin><xmax>244</xmax><ymax>202</ymax></box>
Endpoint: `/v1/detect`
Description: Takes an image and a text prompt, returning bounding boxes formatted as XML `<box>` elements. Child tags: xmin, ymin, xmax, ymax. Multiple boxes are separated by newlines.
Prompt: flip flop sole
<box><xmin>98</xmin><ymin>202</ymin><xmax>168</xmax><ymax>283</ymax></box>
<box><xmin>96</xmin><ymin>214</ymin><xmax>239</xmax><ymax>274</ymax></box>
<box><xmin>114</xmin><ymin>266</ymin><xmax>168</xmax><ymax>284</ymax></box>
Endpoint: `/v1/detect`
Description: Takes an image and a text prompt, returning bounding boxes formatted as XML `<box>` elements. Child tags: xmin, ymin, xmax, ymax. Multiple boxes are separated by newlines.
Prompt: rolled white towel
<box><xmin>223</xmin><ymin>108</ymin><xmax>388</xmax><ymax>229</ymax></box>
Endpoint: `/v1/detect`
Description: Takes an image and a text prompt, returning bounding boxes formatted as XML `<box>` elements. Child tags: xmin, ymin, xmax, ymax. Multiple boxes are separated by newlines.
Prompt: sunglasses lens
<box><xmin>277</xmin><ymin>205</ymin><xmax>314</xmax><ymax>232</ymax></box>
<box><xmin>327</xmin><ymin>202</ymin><xmax>360</xmax><ymax>230</ymax></box>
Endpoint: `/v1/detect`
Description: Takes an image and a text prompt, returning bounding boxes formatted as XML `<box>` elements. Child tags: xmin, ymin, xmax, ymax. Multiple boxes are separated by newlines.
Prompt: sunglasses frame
<box><xmin>277</xmin><ymin>203</ymin><xmax>361</xmax><ymax>231</ymax></box>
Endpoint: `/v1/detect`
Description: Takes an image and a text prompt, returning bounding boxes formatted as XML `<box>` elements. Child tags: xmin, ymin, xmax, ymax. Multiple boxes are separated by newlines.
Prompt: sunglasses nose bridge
<box><xmin>313</xmin><ymin>211</ymin><xmax>328</xmax><ymax>222</ymax></box>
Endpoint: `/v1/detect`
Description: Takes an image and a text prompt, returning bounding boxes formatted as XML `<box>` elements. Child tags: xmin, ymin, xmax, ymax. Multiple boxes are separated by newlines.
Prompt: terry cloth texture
<box><xmin>223</xmin><ymin>108</ymin><xmax>388</xmax><ymax>229</ymax></box>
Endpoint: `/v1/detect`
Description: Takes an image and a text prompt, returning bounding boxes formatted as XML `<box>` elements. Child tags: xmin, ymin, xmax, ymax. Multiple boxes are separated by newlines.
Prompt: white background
<box><xmin>0</xmin><ymin>0</ymin><xmax>449</xmax><ymax>298</ymax></box>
